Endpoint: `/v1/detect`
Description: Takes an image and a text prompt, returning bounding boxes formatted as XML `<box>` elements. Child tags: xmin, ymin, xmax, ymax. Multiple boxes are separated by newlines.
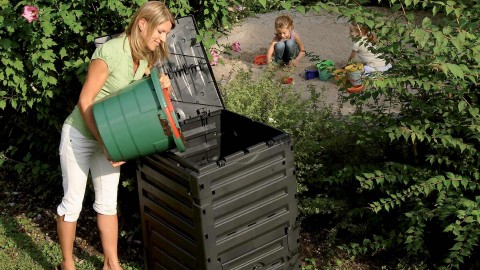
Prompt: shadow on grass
<box><xmin>0</xmin><ymin>184</ymin><xmax>105</xmax><ymax>269</ymax></box>
<box><xmin>0</xmin><ymin>213</ymin><xmax>57</xmax><ymax>269</ymax></box>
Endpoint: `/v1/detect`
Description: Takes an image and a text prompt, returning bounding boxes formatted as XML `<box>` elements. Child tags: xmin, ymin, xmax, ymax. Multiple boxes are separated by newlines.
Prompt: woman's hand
<box><xmin>159</xmin><ymin>73</ymin><xmax>173</xmax><ymax>96</ymax></box>
<box><xmin>101</xmin><ymin>144</ymin><xmax>125</xmax><ymax>167</ymax></box>
<box><xmin>109</xmin><ymin>160</ymin><xmax>126</xmax><ymax>168</ymax></box>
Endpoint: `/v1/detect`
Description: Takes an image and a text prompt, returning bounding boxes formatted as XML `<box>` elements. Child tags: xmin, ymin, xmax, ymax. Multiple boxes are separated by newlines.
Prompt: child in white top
<box><xmin>347</xmin><ymin>22</ymin><xmax>391</xmax><ymax>74</ymax></box>
<box><xmin>266</xmin><ymin>14</ymin><xmax>305</xmax><ymax>67</ymax></box>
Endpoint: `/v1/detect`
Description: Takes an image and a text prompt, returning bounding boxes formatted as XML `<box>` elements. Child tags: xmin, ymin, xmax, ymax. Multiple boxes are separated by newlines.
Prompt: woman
<box><xmin>56</xmin><ymin>2</ymin><xmax>175</xmax><ymax>269</ymax></box>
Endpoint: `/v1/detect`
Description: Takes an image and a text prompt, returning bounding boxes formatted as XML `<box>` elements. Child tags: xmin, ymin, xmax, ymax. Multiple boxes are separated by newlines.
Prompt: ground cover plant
<box><xmin>221</xmin><ymin>0</ymin><xmax>480</xmax><ymax>269</ymax></box>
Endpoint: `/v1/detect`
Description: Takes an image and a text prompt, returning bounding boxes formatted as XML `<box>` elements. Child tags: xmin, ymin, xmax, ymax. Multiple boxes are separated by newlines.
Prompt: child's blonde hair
<box><xmin>351</xmin><ymin>22</ymin><xmax>378</xmax><ymax>44</ymax></box>
<box><xmin>275</xmin><ymin>14</ymin><xmax>294</xmax><ymax>30</ymax></box>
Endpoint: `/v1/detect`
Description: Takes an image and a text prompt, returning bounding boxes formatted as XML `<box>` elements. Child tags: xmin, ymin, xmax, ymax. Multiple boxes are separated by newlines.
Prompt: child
<box><xmin>347</xmin><ymin>22</ymin><xmax>392</xmax><ymax>74</ymax></box>
<box><xmin>266</xmin><ymin>14</ymin><xmax>305</xmax><ymax>67</ymax></box>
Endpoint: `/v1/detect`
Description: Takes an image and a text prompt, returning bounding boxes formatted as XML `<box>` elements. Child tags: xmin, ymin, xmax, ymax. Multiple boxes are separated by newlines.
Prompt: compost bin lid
<box><xmin>156</xmin><ymin>15</ymin><xmax>224</xmax><ymax>122</ymax></box>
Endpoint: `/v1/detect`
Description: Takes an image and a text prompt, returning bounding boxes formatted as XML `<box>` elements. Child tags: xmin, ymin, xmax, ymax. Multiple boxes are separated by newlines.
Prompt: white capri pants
<box><xmin>57</xmin><ymin>124</ymin><xmax>120</xmax><ymax>222</ymax></box>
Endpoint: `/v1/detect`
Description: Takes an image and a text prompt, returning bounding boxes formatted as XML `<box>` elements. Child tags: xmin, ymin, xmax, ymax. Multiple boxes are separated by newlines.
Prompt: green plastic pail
<box><xmin>316</xmin><ymin>60</ymin><xmax>335</xmax><ymax>81</ymax></box>
<box><xmin>93</xmin><ymin>68</ymin><xmax>185</xmax><ymax>162</ymax></box>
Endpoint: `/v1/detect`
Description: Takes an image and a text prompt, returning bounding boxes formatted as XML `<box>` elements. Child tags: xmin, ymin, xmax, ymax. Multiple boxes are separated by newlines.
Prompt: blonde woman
<box><xmin>56</xmin><ymin>2</ymin><xmax>175</xmax><ymax>269</ymax></box>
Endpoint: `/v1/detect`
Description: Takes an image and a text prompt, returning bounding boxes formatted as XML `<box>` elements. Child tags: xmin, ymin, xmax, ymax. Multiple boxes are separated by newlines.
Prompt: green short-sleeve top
<box><xmin>64</xmin><ymin>35</ymin><xmax>148</xmax><ymax>139</ymax></box>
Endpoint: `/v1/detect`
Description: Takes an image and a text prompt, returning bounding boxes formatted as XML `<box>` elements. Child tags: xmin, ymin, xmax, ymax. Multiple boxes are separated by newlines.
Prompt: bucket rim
<box><xmin>151</xmin><ymin>68</ymin><xmax>186</xmax><ymax>152</ymax></box>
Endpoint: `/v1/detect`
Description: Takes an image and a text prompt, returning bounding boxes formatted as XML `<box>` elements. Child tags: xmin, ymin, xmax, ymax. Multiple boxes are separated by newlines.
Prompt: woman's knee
<box><xmin>93</xmin><ymin>202</ymin><xmax>118</xmax><ymax>216</ymax></box>
<box><xmin>57</xmin><ymin>199</ymin><xmax>83</xmax><ymax>222</ymax></box>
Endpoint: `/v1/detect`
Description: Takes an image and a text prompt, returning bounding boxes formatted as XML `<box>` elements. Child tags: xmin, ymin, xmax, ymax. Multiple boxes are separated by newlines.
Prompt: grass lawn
<box><xmin>0</xmin><ymin>178</ymin><xmax>144</xmax><ymax>270</ymax></box>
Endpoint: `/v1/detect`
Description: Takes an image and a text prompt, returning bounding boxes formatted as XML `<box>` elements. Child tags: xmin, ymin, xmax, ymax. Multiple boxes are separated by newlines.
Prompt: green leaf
<box><xmin>296</xmin><ymin>6</ymin><xmax>306</xmax><ymax>14</ymax></box>
<box><xmin>280</xmin><ymin>1</ymin><xmax>291</xmax><ymax>10</ymax></box>
<box><xmin>452</xmin><ymin>180</ymin><xmax>460</xmax><ymax>189</ymax></box>
<box><xmin>446</xmin><ymin>63</ymin><xmax>464</xmax><ymax>78</ymax></box>
<box><xmin>203</xmin><ymin>37</ymin><xmax>216</xmax><ymax>48</ymax></box>
<box><xmin>421</xmin><ymin>17</ymin><xmax>432</xmax><ymax>28</ymax></box>
<box><xmin>450</xmin><ymin>242</ymin><xmax>462</xmax><ymax>251</ymax></box>
<box><xmin>458</xmin><ymin>101</ymin><xmax>466</xmax><ymax>112</ymax></box>
<box><xmin>258</xmin><ymin>0</ymin><xmax>267</xmax><ymax>9</ymax></box>
<box><xmin>445</xmin><ymin>5</ymin><xmax>454</xmax><ymax>15</ymax></box>
<box><xmin>469</xmin><ymin>107</ymin><xmax>479</xmax><ymax>117</ymax></box>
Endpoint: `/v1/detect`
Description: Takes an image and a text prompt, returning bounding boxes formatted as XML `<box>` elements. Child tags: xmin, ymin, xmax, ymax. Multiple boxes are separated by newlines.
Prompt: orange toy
<box><xmin>347</xmin><ymin>84</ymin><xmax>364</xmax><ymax>93</ymax></box>
<box><xmin>253</xmin><ymin>54</ymin><xmax>267</xmax><ymax>65</ymax></box>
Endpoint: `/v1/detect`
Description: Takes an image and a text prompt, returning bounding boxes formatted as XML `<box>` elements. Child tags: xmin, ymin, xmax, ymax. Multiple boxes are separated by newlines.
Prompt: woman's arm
<box><xmin>78</xmin><ymin>59</ymin><xmax>107</xmax><ymax>144</ymax></box>
<box><xmin>78</xmin><ymin>59</ymin><xmax>124</xmax><ymax>166</ymax></box>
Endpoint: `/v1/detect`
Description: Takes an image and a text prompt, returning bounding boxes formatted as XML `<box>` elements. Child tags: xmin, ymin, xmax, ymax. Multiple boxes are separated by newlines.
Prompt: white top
<box><xmin>352</xmin><ymin>37</ymin><xmax>386</xmax><ymax>68</ymax></box>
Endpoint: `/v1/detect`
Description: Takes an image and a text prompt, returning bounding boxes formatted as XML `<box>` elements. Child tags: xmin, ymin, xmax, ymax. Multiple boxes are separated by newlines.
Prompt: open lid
<box><xmin>156</xmin><ymin>15</ymin><xmax>224</xmax><ymax>122</ymax></box>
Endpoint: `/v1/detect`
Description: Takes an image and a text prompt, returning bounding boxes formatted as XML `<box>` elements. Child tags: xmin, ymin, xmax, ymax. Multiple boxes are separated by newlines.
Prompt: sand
<box><xmin>210</xmin><ymin>10</ymin><xmax>356</xmax><ymax>114</ymax></box>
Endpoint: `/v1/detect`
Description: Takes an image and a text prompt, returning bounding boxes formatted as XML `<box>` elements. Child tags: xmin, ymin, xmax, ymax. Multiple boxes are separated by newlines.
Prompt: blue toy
<box><xmin>305</xmin><ymin>69</ymin><xmax>319</xmax><ymax>80</ymax></box>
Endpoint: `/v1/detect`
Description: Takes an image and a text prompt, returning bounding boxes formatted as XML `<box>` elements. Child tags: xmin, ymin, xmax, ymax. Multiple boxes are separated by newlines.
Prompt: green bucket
<box><xmin>316</xmin><ymin>60</ymin><xmax>335</xmax><ymax>81</ymax></box>
<box><xmin>93</xmin><ymin>68</ymin><xmax>185</xmax><ymax>162</ymax></box>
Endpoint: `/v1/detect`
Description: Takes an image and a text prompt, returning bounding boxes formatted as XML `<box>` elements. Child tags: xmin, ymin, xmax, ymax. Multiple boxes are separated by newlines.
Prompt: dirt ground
<box><xmin>211</xmin><ymin>10</ymin><xmax>356</xmax><ymax>114</ymax></box>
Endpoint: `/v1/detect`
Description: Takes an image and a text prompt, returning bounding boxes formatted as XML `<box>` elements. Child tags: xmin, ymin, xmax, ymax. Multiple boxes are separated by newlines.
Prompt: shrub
<box><xmin>0</xmin><ymin>0</ymin><xmax>272</xmax><ymax>195</ymax></box>
<box><xmin>300</xmin><ymin>0</ymin><xmax>480</xmax><ymax>268</ymax></box>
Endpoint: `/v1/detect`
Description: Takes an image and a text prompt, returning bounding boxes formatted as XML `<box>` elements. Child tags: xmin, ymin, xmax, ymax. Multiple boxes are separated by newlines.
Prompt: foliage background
<box><xmin>1</xmin><ymin>0</ymin><xmax>480</xmax><ymax>269</ymax></box>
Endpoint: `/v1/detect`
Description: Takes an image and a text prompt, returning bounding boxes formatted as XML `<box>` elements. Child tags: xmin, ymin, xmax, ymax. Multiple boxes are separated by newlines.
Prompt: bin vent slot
<box><xmin>145</xmin><ymin>208</ymin><xmax>195</xmax><ymax>243</ymax></box>
<box><xmin>271</xmin><ymin>260</ymin><xmax>283</xmax><ymax>267</ymax></box>
<box><xmin>161</xmin><ymin>62</ymin><xmax>208</xmax><ymax>79</ymax></box>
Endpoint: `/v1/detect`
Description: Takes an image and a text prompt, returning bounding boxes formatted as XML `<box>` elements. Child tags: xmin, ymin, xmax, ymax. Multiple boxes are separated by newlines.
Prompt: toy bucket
<box><xmin>316</xmin><ymin>60</ymin><xmax>334</xmax><ymax>81</ymax></box>
<box><xmin>333</xmin><ymin>69</ymin><xmax>347</xmax><ymax>85</ymax></box>
<box><xmin>93</xmin><ymin>68</ymin><xmax>186</xmax><ymax>162</ymax></box>
<box><xmin>345</xmin><ymin>64</ymin><xmax>364</xmax><ymax>86</ymax></box>
<box><xmin>305</xmin><ymin>69</ymin><xmax>319</xmax><ymax>80</ymax></box>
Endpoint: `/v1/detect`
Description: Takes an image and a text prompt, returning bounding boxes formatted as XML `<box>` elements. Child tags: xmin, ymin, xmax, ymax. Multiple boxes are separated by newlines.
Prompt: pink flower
<box><xmin>210</xmin><ymin>48</ymin><xmax>219</xmax><ymax>66</ymax></box>
<box><xmin>22</xmin><ymin>6</ymin><xmax>39</xmax><ymax>23</ymax></box>
<box><xmin>231</xmin><ymin>41</ymin><xmax>241</xmax><ymax>52</ymax></box>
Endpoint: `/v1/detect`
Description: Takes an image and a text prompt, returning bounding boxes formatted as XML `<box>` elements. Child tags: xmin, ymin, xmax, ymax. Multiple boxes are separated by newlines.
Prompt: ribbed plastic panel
<box><xmin>137</xmin><ymin>110</ymin><xmax>300</xmax><ymax>270</ymax></box>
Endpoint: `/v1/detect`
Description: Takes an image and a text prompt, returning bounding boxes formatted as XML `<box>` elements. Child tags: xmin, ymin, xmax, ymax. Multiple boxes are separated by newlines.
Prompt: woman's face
<box><xmin>276</xmin><ymin>27</ymin><xmax>291</xmax><ymax>40</ymax></box>
<box><xmin>140</xmin><ymin>19</ymin><xmax>173</xmax><ymax>51</ymax></box>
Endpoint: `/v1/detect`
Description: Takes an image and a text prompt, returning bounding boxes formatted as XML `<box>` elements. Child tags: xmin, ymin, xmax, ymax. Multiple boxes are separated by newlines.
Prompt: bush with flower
<box><xmin>0</xmin><ymin>0</ymin><xmax>277</xmax><ymax>199</ymax></box>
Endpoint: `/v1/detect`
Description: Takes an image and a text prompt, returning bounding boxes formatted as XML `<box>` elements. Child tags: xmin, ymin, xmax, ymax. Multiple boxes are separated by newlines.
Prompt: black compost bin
<box><xmin>136</xmin><ymin>16</ymin><xmax>301</xmax><ymax>270</ymax></box>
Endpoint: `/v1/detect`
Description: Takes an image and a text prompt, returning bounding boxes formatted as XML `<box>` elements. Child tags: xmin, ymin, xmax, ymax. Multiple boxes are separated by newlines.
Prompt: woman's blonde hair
<box><xmin>275</xmin><ymin>14</ymin><xmax>294</xmax><ymax>31</ymax></box>
<box><xmin>125</xmin><ymin>1</ymin><xmax>175</xmax><ymax>67</ymax></box>
<box><xmin>351</xmin><ymin>22</ymin><xmax>378</xmax><ymax>44</ymax></box>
